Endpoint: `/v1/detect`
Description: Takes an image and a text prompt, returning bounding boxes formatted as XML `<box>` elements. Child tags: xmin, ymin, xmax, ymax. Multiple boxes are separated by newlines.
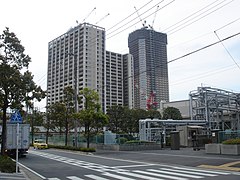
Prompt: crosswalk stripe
<box><xmin>172</xmin><ymin>166</ymin><xmax>230</xmax><ymax>175</ymax></box>
<box><xmin>67</xmin><ymin>176</ymin><xmax>85</xmax><ymax>180</ymax></box>
<box><xmin>160</xmin><ymin>168</ymin><xmax>217</xmax><ymax>176</ymax></box>
<box><xmin>85</xmin><ymin>174</ymin><xmax>110</xmax><ymax>180</ymax></box>
<box><xmin>48</xmin><ymin>178</ymin><xmax>61</xmax><ymax>180</ymax></box>
<box><xmin>117</xmin><ymin>171</ymin><xmax>164</xmax><ymax>180</ymax></box>
<box><xmin>147</xmin><ymin>169</ymin><xmax>203</xmax><ymax>179</ymax></box>
<box><xmin>134</xmin><ymin>170</ymin><xmax>189</xmax><ymax>180</ymax></box>
<box><xmin>102</xmin><ymin>172</ymin><xmax>136</xmax><ymax>180</ymax></box>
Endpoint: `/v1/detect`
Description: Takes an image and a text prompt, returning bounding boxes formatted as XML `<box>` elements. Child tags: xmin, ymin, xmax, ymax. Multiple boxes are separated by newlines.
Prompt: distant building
<box><xmin>105</xmin><ymin>51</ymin><xmax>134</xmax><ymax>110</ymax></box>
<box><xmin>128</xmin><ymin>27</ymin><xmax>169</xmax><ymax>110</ymax></box>
<box><xmin>160</xmin><ymin>100</ymin><xmax>190</xmax><ymax>119</ymax></box>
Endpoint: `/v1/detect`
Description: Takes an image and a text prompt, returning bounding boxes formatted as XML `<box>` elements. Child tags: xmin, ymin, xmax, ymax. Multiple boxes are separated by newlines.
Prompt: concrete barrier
<box><xmin>205</xmin><ymin>144</ymin><xmax>221</xmax><ymax>154</ymax></box>
<box><xmin>221</xmin><ymin>144</ymin><xmax>240</xmax><ymax>155</ymax></box>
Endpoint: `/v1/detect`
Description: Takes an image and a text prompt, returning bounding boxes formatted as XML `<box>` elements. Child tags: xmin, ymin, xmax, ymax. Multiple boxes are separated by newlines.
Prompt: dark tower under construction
<box><xmin>128</xmin><ymin>27</ymin><xmax>169</xmax><ymax>109</ymax></box>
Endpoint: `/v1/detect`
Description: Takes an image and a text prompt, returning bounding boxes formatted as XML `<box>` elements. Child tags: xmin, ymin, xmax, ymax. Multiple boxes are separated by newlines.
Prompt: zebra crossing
<box><xmin>46</xmin><ymin>166</ymin><xmax>232</xmax><ymax>180</ymax></box>
<box><xmin>29</xmin><ymin>150</ymin><xmax>237</xmax><ymax>180</ymax></box>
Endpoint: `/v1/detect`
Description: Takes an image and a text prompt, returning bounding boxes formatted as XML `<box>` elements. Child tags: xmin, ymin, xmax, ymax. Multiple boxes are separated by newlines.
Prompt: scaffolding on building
<box><xmin>189</xmin><ymin>87</ymin><xmax>240</xmax><ymax>130</ymax></box>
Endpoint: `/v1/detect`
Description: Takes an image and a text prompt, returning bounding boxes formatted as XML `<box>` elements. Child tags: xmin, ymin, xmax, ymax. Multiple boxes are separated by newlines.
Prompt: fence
<box><xmin>218</xmin><ymin>130</ymin><xmax>240</xmax><ymax>143</ymax></box>
<box><xmin>30</xmin><ymin>133</ymin><xmax>136</xmax><ymax>147</ymax></box>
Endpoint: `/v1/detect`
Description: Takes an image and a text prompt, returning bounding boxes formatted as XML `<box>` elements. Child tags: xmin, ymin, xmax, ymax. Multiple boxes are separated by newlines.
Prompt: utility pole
<box><xmin>67</xmin><ymin>52</ymin><xmax>78</xmax><ymax>147</ymax></box>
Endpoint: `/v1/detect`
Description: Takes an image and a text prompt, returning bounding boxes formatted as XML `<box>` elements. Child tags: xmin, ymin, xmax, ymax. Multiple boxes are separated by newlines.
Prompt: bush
<box><xmin>116</xmin><ymin>137</ymin><xmax>128</xmax><ymax>144</ymax></box>
<box><xmin>222</xmin><ymin>138</ymin><xmax>240</xmax><ymax>145</ymax></box>
<box><xmin>48</xmin><ymin>144</ymin><xmax>96</xmax><ymax>152</ymax></box>
<box><xmin>0</xmin><ymin>155</ymin><xmax>16</xmax><ymax>173</ymax></box>
<box><xmin>125</xmin><ymin>140</ymin><xmax>155</xmax><ymax>144</ymax></box>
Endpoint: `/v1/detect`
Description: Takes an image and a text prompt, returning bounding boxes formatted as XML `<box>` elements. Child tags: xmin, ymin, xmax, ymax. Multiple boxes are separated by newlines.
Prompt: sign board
<box><xmin>10</xmin><ymin>110</ymin><xmax>23</xmax><ymax>123</ymax></box>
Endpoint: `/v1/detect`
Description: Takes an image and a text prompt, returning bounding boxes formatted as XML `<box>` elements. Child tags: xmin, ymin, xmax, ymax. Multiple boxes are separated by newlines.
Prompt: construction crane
<box><xmin>134</xmin><ymin>6</ymin><xmax>146</xmax><ymax>27</ymax></box>
<box><xmin>82</xmin><ymin>7</ymin><xmax>96</xmax><ymax>23</ymax></box>
<box><xmin>95</xmin><ymin>13</ymin><xmax>110</xmax><ymax>25</ymax></box>
<box><xmin>146</xmin><ymin>91</ymin><xmax>158</xmax><ymax>110</ymax></box>
<box><xmin>149</xmin><ymin>5</ymin><xmax>159</xmax><ymax>29</ymax></box>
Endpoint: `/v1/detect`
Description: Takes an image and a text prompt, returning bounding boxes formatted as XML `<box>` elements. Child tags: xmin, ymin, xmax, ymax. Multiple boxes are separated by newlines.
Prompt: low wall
<box><xmin>205</xmin><ymin>144</ymin><xmax>240</xmax><ymax>155</ymax></box>
<box><xmin>221</xmin><ymin>144</ymin><xmax>240</xmax><ymax>155</ymax></box>
<box><xmin>205</xmin><ymin>144</ymin><xmax>221</xmax><ymax>154</ymax></box>
<box><xmin>96</xmin><ymin>143</ymin><xmax>162</xmax><ymax>151</ymax></box>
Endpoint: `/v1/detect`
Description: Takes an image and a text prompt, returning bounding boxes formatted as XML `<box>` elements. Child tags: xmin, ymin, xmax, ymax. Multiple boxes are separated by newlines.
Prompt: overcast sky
<box><xmin>1</xmin><ymin>0</ymin><xmax>240</xmax><ymax>111</ymax></box>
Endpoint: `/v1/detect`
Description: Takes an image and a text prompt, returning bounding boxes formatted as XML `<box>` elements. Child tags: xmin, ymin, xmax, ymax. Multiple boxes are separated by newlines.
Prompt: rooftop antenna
<box><xmin>95</xmin><ymin>13</ymin><xmax>110</xmax><ymax>24</ymax></box>
<box><xmin>82</xmin><ymin>7</ymin><xmax>96</xmax><ymax>23</ymax></box>
<box><xmin>134</xmin><ymin>6</ymin><xmax>146</xmax><ymax>27</ymax></box>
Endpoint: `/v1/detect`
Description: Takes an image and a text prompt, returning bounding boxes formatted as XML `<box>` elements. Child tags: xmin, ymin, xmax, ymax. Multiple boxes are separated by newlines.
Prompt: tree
<box><xmin>147</xmin><ymin>109</ymin><xmax>161</xmax><ymax>119</ymax></box>
<box><xmin>107</xmin><ymin>105</ymin><xmax>125</xmax><ymax>133</ymax></box>
<box><xmin>47</xmin><ymin>102</ymin><xmax>66</xmax><ymax>135</ymax></box>
<box><xmin>63</xmin><ymin>86</ymin><xmax>74</xmax><ymax>146</ymax></box>
<box><xmin>162</xmin><ymin>107</ymin><xmax>182</xmax><ymax>120</ymax></box>
<box><xmin>77</xmin><ymin>88</ymin><xmax>108</xmax><ymax>148</ymax></box>
<box><xmin>0</xmin><ymin>27</ymin><xmax>46</xmax><ymax>155</ymax></box>
<box><xmin>25</xmin><ymin>108</ymin><xmax>44</xmax><ymax>144</ymax></box>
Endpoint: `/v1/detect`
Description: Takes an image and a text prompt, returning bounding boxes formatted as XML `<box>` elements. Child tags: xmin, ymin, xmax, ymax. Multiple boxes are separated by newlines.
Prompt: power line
<box><xmin>214</xmin><ymin>31</ymin><xmax>240</xmax><ymax>70</ymax></box>
<box><xmin>107</xmin><ymin>0</ymin><xmax>175</xmax><ymax>39</ymax></box>
<box><xmin>167</xmin><ymin>0</ymin><xmax>234</xmax><ymax>35</ymax></box>
<box><xmin>170</xmin><ymin>64</ymin><xmax>237</xmax><ymax>86</ymax></box>
<box><xmin>215</xmin><ymin>17</ymin><xmax>240</xmax><ymax>32</ymax></box>
<box><xmin>107</xmin><ymin>0</ymin><xmax>154</xmax><ymax>32</ymax></box>
<box><xmin>168</xmin><ymin>31</ymin><xmax>240</xmax><ymax>64</ymax></box>
<box><xmin>163</xmin><ymin>0</ymin><xmax>222</xmax><ymax>32</ymax></box>
<box><xmin>107</xmin><ymin>0</ymin><xmax>167</xmax><ymax>37</ymax></box>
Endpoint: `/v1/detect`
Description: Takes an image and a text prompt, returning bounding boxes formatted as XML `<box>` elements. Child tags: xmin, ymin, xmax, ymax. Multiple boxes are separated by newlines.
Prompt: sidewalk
<box><xmin>0</xmin><ymin>171</ymin><xmax>26</xmax><ymax>180</ymax></box>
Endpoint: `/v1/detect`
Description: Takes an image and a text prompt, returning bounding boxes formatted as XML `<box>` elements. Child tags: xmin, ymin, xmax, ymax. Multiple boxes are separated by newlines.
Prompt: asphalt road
<box><xmin>18</xmin><ymin>147</ymin><xmax>240</xmax><ymax>180</ymax></box>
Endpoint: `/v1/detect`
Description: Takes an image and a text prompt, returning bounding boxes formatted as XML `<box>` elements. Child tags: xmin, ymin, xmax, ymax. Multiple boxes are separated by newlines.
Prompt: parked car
<box><xmin>33</xmin><ymin>139</ymin><xmax>48</xmax><ymax>149</ymax></box>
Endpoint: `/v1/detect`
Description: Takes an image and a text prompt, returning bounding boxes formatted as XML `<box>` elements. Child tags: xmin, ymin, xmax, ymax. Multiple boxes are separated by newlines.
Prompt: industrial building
<box><xmin>160</xmin><ymin>86</ymin><xmax>240</xmax><ymax>131</ymax></box>
<box><xmin>189</xmin><ymin>86</ymin><xmax>240</xmax><ymax>130</ymax></box>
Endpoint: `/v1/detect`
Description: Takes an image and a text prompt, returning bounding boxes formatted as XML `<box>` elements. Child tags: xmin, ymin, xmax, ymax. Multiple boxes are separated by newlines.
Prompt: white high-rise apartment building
<box><xmin>105</xmin><ymin>51</ymin><xmax>134</xmax><ymax>110</ymax></box>
<box><xmin>47</xmin><ymin>23</ymin><xmax>105</xmax><ymax>111</ymax></box>
<box><xmin>47</xmin><ymin>23</ymin><xmax>134</xmax><ymax>113</ymax></box>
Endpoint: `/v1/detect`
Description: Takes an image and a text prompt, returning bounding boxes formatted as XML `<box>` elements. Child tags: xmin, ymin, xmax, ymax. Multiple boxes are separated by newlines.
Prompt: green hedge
<box><xmin>0</xmin><ymin>155</ymin><xmax>16</xmax><ymax>173</ymax></box>
<box><xmin>222</xmin><ymin>138</ymin><xmax>240</xmax><ymax>145</ymax></box>
<box><xmin>125</xmin><ymin>140</ymin><xmax>155</xmax><ymax>144</ymax></box>
<box><xmin>48</xmin><ymin>144</ymin><xmax>96</xmax><ymax>152</ymax></box>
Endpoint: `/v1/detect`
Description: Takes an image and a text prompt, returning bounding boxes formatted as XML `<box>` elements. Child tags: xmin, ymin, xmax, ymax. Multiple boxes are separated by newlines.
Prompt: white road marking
<box><xmin>134</xmin><ymin>170</ymin><xmax>189</xmax><ymax>180</ymax></box>
<box><xmin>48</xmin><ymin>178</ymin><xmax>60</xmax><ymax>180</ymax></box>
<box><xmin>29</xmin><ymin>150</ymin><xmax>128</xmax><ymax>173</ymax></box>
<box><xmin>160</xmin><ymin>167</ymin><xmax>217</xmax><ymax>176</ymax></box>
<box><xmin>117</xmin><ymin>171</ymin><xmax>164</xmax><ymax>180</ymax></box>
<box><xmin>67</xmin><ymin>176</ymin><xmax>85</xmax><ymax>180</ymax></box>
<box><xmin>115</xmin><ymin>164</ymin><xmax>155</xmax><ymax>168</ymax></box>
<box><xmin>102</xmin><ymin>172</ymin><xmax>136</xmax><ymax>180</ymax></box>
<box><xmin>85</xmin><ymin>174</ymin><xmax>110</xmax><ymax>180</ymax></box>
<box><xmin>147</xmin><ymin>169</ymin><xmax>203</xmax><ymax>178</ymax></box>
<box><xmin>172</xmin><ymin>166</ymin><xmax>231</xmax><ymax>175</ymax></box>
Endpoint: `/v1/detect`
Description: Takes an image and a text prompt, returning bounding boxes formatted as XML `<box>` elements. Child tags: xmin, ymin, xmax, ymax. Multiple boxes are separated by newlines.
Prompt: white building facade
<box><xmin>47</xmin><ymin>23</ymin><xmax>105</xmax><ymax>111</ymax></box>
<box><xmin>47</xmin><ymin>23</ymin><xmax>134</xmax><ymax>113</ymax></box>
